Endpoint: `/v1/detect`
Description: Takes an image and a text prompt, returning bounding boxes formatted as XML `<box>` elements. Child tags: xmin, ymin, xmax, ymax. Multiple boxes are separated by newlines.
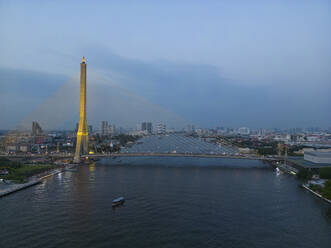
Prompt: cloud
<box><xmin>0</xmin><ymin>67</ymin><xmax>187</xmax><ymax>130</ymax></box>
<box><xmin>85</xmin><ymin>48</ymin><xmax>331</xmax><ymax>128</ymax></box>
<box><xmin>1</xmin><ymin>49</ymin><xmax>330</xmax><ymax>130</ymax></box>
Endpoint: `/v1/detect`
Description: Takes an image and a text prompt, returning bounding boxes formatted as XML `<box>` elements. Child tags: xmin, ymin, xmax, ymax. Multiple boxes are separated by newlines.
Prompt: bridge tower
<box><xmin>74</xmin><ymin>57</ymin><xmax>89</xmax><ymax>163</ymax></box>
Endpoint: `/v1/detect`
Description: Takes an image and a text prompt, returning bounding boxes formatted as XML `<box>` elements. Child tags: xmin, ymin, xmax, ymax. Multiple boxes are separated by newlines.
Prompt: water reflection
<box><xmin>89</xmin><ymin>163</ymin><xmax>96</xmax><ymax>184</ymax></box>
<box><xmin>89</xmin><ymin>163</ymin><xmax>95</xmax><ymax>172</ymax></box>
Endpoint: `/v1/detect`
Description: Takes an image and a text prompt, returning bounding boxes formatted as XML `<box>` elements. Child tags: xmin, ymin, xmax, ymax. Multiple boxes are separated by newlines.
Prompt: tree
<box><xmin>321</xmin><ymin>180</ymin><xmax>331</xmax><ymax>200</ymax></box>
<box><xmin>319</xmin><ymin>168</ymin><xmax>331</xmax><ymax>179</ymax></box>
<box><xmin>297</xmin><ymin>168</ymin><xmax>312</xmax><ymax>181</ymax></box>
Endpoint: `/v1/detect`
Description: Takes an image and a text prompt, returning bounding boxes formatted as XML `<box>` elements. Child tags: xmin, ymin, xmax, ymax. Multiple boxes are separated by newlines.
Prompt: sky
<box><xmin>0</xmin><ymin>0</ymin><xmax>330</xmax><ymax>130</ymax></box>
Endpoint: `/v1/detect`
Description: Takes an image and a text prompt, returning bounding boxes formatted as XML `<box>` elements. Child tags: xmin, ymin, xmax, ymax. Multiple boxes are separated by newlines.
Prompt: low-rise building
<box><xmin>238</xmin><ymin>148</ymin><xmax>252</xmax><ymax>154</ymax></box>
<box><xmin>304</xmin><ymin>151</ymin><xmax>331</xmax><ymax>164</ymax></box>
<box><xmin>238</xmin><ymin>127</ymin><xmax>250</xmax><ymax>135</ymax></box>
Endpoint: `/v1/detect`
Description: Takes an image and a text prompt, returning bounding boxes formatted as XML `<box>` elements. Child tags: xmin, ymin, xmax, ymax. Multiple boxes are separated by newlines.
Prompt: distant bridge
<box><xmin>90</xmin><ymin>153</ymin><xmax>278</xmax><ymax>161</ymax></box>
<box><xmin>1</xmin><ymin>153</ymin><xmax>279</xmax><ymax>161</ymax></box>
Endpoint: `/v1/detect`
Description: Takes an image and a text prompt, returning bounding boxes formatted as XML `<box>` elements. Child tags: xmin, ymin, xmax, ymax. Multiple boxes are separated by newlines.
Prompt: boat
<box><xmin>65</xmin><ymin>164</ymin><xmax>78</xmax><ymax>172</ymax></box>
<box><xmin>275</xmin><ymin>167</ymin><xmax>282</xmax><ymax>175</ymax></box>
<box><xmin>112</xmin><ymin>197</ymin><xmax>125</xmax><ymax>207</ymax></box>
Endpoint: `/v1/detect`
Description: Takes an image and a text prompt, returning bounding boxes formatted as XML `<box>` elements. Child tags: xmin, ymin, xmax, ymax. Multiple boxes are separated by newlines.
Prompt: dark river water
<box><xmin>1</xmin><ymin>157</ymin><xmax>331</xmax><ymax>248</ymax></box>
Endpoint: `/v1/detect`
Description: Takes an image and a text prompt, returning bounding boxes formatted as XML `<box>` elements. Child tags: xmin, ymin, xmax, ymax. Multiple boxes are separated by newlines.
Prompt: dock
<box><xmin>277</xmin><ymin>163</ymin><xmax>298</xmax><ymax>175</ymax></box>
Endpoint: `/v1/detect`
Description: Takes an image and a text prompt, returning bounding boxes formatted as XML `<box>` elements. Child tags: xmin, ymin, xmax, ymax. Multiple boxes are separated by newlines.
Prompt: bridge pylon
<box><xmin>74</xmin><ymin>57</ymin><xmax>89</xmax><ymax>163</ymax></box>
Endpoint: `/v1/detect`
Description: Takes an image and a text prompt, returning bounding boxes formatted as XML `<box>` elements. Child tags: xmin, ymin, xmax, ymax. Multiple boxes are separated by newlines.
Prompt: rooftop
<box><xmin>305</xmin><ymin>151</ymin><xmax>331</xmax><ymax>158</ymax></box>
<box><xmin>289</xmin><ymin>157</ymin><xmax>331</xmax><ymax>168</ymax></box>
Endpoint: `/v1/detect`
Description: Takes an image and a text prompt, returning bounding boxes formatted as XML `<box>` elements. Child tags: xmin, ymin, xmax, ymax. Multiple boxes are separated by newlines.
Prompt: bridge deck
<box><xmin>0</xmin><ymin>153</ymin><xmax>277</xmax><ymax>161</ymax></box>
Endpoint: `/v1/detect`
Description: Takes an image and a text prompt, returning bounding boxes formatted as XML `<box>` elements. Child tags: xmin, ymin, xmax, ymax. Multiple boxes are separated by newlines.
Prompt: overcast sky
<box><xmin>0</xmin><ymin>0</ymin><xmax>330</xmax><ymax>129</ymax></box>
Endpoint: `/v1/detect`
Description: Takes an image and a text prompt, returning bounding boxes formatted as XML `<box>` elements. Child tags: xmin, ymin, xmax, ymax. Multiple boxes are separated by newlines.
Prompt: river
<box><xmin>1</xmin><ymin>157</ymin><xmax>331</xmax><ymax>248</ymax></box>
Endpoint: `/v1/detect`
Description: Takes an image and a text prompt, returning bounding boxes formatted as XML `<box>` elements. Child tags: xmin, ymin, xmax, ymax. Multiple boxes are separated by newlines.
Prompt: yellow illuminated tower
<box><xmin>74</xmin><ymin>57</ymin><xmax>88</xmax><ymax>163</ymax></box>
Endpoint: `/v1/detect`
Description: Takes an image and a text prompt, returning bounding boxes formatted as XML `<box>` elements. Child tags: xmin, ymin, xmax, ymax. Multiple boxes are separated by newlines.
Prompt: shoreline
<box><xmin>302</xmin><ymin>184</ymin><xmax>331</xmax><ymax>204</ymax></box>
<box><xmin>0</xmin><ymin>179</ymin><xmax>41</xmax><ymax>198</ymax></box>
<box><xmin>276</xmin><ymin>164</ymin><xmax>331</xmax><ymax>205</ymax></box>
<box><xmin>38</xmin><ymin>168</ymin><xmax>63</xmax><ymax>180</ymax></box>
<box><xmin>2</xmin><ymin>162</ymin><xmax>330</xmax><ymax>206</ymax></box>
<box><xmin>276</xmin><ymin>163</ymin><xmax>298</xmax><ymax>175</ymax></box>
<box><xmin>0</xmin><ymin>167</ymin><xmax>64</xmax><ymax>198</ymax></box>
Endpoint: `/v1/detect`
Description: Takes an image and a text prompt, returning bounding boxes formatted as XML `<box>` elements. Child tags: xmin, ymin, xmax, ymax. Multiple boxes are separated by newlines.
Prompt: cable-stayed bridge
<box><xmin>1</xmin><ymin>134</ymin><xmax>279</xmax><ymax>161</ymax></box>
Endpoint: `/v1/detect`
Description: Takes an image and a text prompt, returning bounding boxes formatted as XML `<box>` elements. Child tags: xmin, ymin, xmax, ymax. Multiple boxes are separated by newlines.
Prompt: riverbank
<box><xmin>0</xmin><ymin>179</ymin><xmax>41</xmax><ymax>197</ymax></box>
<box><xmin>0</xmin><ymin>167</ymin><xmax>64</xmax><ymax>198</ymax></box>
<box><xmin>276</xmin><ymin>163</ymin><xmax>298</xmax><ymax>175</ymax></box>
<box><xmin>0</xmin><ymin>157</ymin><xmax>56</xmax><ymax>183</ymax></box>
<box><xmin>302</xmin><ymin>184</ymin><xmax>331</xmax><ymax>204</ymax></box>
<box><xmin>277</xmin><ymin>164</ymin><xmax>331</xmax><ymax>204</ymax></box>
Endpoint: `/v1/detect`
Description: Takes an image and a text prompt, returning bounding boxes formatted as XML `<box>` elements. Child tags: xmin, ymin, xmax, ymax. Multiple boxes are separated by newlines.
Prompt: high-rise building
<box><xmin>74</xmin><ymin>57</ymin><xmax>89</xmax><ymax>163</ymax></box>
<box><xmin>75</xmin><ymin>123</ymin><xmax>79</xmax><ymax>133</ymax></box>
<box><xmin>157</xmin><ymin>123</ymin><xmax>166</xmax><ymax>134</ymax></box>
<box><xmin>109</xmin><ymin>124</ymin><xmax>116</xmax><ymax>135</ymax></box>
<box><xmin>186</xmin><ymin>124</ymin><xmax>192</xmax><ymax>134</ymax></box>
<box><xmin>101</xmin><ymin>121</ymin><xmax>115</xmax><ymax>136</ymax></box>
<box><xmin>101</xmin><ymin>121</ymin><xmax>109</xmax><ymax>136</ymax></box>
<box><xmin>88</xmin><ymin>125</ymin><xmax>93</xmax><ymax>134</ymax></box>
<box><xmin>32</xmin><ymin>121</ymin><xmax>43</xmax><ymax>136</ymax></box>
<box><xmin>141</xmin><ymin>122</ymin><xmax>152</xmax><ymax>134</ymax></box>
<box><xmin>141</xmin><ymin>122</ymin><xmax>147</xmax><ymax>131</ymax></box>
<box><xmin>147</xmin><ymin>122</ymin><xmax>152</xmax><ymax>134</ymax></box>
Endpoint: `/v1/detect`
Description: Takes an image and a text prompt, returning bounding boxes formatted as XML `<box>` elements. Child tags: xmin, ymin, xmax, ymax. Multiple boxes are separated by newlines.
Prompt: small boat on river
<box><xmin>112</xmin><ymin>197</ymin><xmax>125</xmax><ymax>207</ymax></box>
<box><xmin>65</xmin><ymin>164</ymin><xmax>78</xmax><ymax>172</ymax></box>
